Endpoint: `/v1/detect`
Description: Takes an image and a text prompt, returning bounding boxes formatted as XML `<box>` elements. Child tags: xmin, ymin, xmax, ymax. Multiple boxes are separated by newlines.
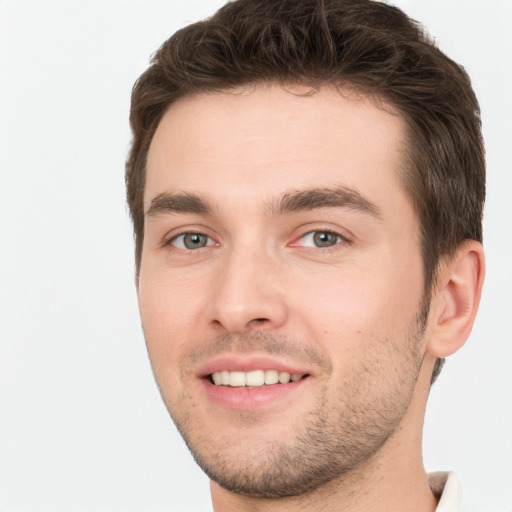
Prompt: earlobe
<box><xmin>427</xmin><ymin>241</ymin><xmax>485</xmax><ymax>358</ymax></box>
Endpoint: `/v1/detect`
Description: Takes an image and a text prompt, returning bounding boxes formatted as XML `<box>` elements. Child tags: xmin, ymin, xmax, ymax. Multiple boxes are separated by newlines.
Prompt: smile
<box><xmin>211</xmin><ymin>369</ymin><xmax>306</xmax><ymax>387</ymax></box>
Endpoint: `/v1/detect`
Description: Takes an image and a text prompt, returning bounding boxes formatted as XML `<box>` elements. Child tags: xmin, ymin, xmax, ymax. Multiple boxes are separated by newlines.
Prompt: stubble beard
<box><xmin>158</xmin><ymin>302</ymin><xmax>428</xmax><ymax>500</ymax></box>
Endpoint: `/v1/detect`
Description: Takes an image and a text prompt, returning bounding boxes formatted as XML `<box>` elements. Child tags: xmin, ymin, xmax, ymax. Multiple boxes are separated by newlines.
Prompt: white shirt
<box><xmin>430</xmin><ymin>472</ymin><xmax>463</xmax><ymax>512</ymax></box>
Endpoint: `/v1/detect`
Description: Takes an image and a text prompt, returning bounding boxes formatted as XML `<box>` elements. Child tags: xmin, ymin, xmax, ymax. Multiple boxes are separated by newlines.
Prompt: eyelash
<box><xmin>164</xmin><ymin>231</ymin><xmax>216</xmax><ymax>250</ymax></box>
<box><xmin>294</xmin><ymin>230</ymin><xmax>348</xmax><ymax>249</ymax></box>
<box><xmin>163</xmin><ymin>228</ymin><xmax>350</xmax><ymax>252</ymax></box>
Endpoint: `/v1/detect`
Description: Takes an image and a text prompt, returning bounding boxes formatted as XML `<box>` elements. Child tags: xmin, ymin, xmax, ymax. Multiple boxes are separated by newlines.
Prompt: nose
<box><xmin>208</xmin><ymin>245</ymin><xmax>288</xmax><ymax>334</ymax></box>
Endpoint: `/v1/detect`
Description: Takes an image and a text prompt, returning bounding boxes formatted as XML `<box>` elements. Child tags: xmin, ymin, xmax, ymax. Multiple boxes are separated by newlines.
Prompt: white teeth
<box><xmin>264</xmin><ymin>369</ymin><xmax>279</xmax><ymax>385</ymax></box>
<box><xmin>221</xmin><ymin>370</ymin><xmax>230</xmax><ymax>386</ymax></box>
<box><xmin>211</xmin><ymin>370</ymin><xmax>305</xmax><ymax>387</ymax></box>
<box><xmin>278</xmin><ymin>371</ymin><xmax>291</xmax><ymax>384</ymax></box>
<box><xmin>246</xmin><ymin>370</ymin><xmax>265</xmax><ymax>387</ymax></box>
<box><xmin>230</xmin><ymin>371</ymin><xmax>246</xmax><ymax>387</ymax></box>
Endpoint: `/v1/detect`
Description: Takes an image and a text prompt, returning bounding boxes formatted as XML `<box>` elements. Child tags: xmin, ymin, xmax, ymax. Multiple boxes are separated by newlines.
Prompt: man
<box><xmin>125</xmin><ymin>0</ymin><xmax>485</xmax><ymax>510</ymax></box>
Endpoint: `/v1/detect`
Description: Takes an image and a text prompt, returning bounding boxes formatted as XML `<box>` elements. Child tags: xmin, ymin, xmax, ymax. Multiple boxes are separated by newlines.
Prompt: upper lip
<box><xmin>196</xmin><ymin>354</ymin><xmax>312</xmax><ymax>378</ymax></box>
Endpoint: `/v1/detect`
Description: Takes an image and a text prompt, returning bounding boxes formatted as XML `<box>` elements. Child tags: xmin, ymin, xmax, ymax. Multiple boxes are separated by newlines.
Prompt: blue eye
<box><xmin>300</xmin><ymin>231</ymin><xmax>343</xmax><ymax>248</ymax></box>
<box><xmin>170</xmin><ymin>233</ymin><xmax>213</xmax><ymax>250</ymax></box>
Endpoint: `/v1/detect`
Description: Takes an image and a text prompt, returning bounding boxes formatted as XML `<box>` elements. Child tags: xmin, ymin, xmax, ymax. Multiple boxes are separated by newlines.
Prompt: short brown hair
<box><xmin>126</xmin><ymin>0</ymin><xmax>485</xmax><ymax>294</ymax></box>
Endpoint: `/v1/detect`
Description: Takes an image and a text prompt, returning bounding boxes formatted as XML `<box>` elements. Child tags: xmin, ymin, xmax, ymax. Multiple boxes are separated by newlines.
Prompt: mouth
<box><xmin>197</xmin><ymin>357</ymin><xmax>312</xmax><ymax>410</ymax></box>
<box><xmin>209</xmin><ymin>369</ymin><xmax>309</xmax><ymax>387</ymax></box>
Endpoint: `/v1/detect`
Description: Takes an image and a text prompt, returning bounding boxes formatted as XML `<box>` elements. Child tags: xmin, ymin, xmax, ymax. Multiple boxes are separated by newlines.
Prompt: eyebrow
<box><xmin>146</xmin><ymin>192</ymin><xmax>215</xmax><ymax>217</ymax></box>
<box><xmin>270</xmin><ymin>186</ymin><xmax>381</xmax><ymax>219</ymax></box>
<box><xmin>146</xmin><ymin>186</ymin><xmax>381</xmax><ymax>219</ymax></box>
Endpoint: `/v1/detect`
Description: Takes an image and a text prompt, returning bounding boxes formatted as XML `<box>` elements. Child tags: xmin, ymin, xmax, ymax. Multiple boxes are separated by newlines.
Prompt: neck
<box><xmin>211</xmin><ymin>357</ymin><xmax>439</xmax><ymax>512</ymax></box>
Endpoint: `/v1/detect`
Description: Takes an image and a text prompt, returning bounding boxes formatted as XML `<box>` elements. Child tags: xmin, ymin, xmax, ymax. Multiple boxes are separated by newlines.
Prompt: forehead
<box><xmin>145</xmin><ymin>84</ymin><xmax>408</xmax><ymax>214</ymax></box>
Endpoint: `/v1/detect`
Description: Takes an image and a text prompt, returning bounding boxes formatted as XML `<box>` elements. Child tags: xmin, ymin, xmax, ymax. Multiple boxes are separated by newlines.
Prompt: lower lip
<box><xmin>201</xmin><ymin>378</ymin><xmax>307</xmax><ymax>411</ymax></box>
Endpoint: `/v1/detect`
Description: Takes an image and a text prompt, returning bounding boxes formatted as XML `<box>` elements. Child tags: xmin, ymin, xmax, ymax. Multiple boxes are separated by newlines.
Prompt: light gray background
<box><xmin>0</xmin><ymin>1</ymin><xmax>510</xmax><ymax>511</ymax></box>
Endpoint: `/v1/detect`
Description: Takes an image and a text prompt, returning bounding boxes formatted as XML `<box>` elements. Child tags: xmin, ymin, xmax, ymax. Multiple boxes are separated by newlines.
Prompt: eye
<box><xmin>298</xmin><ymin>230</ymin><xmax>344</xmax><ymax>248</ymax></box>
<box><xmin>169</xmin><ymin>233</ymin><xmax>214</xmax><ymax>250</ymax></box>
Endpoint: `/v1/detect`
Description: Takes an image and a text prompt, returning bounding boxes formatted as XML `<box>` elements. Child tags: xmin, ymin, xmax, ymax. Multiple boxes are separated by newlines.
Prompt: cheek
<box><xmin>137</xmin><ymin>270</ymin><xmax>196</xmax><ymax>375</ymax></box>
<box><xmin>290</xmin><ymin>266</ymin><xmax>424</xmax><ymax>407</ymax></box>
<box><xmin>138</xmin><ymin>256</ymin><xmax>207</xmax><ymax>328</ymax></box>
<box><xmin>290</xmin><ymin>256</ymin><xmax>424</xmax><ymax>352</ymax></box>
<box><xmin>138</xmin><ymin>286</ymin><xmax>191</xmax><ymax>410</ymax></box>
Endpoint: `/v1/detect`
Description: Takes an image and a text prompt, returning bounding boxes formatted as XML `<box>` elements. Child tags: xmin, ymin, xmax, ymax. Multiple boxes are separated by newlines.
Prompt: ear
<box><xmin>427</xmin><ymin>240</ymin><xmax>485</xmax><ymax>358</ymax></box>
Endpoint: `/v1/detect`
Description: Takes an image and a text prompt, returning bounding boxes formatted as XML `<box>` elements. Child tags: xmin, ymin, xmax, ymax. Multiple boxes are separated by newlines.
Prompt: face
<box><xmin>138</xmin><ymin>85</ymin><xmax>428</xmax><ymax>498</ymax></box>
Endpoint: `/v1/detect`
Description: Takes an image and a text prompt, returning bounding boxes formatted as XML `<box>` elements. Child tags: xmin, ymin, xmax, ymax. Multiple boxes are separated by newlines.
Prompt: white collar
<box><xmin>429</xmin><ymin>472</ymin><xmax>463</xmax><ymax>512</ymax></box>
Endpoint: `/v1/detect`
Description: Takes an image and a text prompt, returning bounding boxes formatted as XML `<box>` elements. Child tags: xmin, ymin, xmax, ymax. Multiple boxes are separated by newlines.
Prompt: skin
<box><xmin>138</xmin><ymin>85</ymin><xmax>484</xmax><ymax>511</ymax></box>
